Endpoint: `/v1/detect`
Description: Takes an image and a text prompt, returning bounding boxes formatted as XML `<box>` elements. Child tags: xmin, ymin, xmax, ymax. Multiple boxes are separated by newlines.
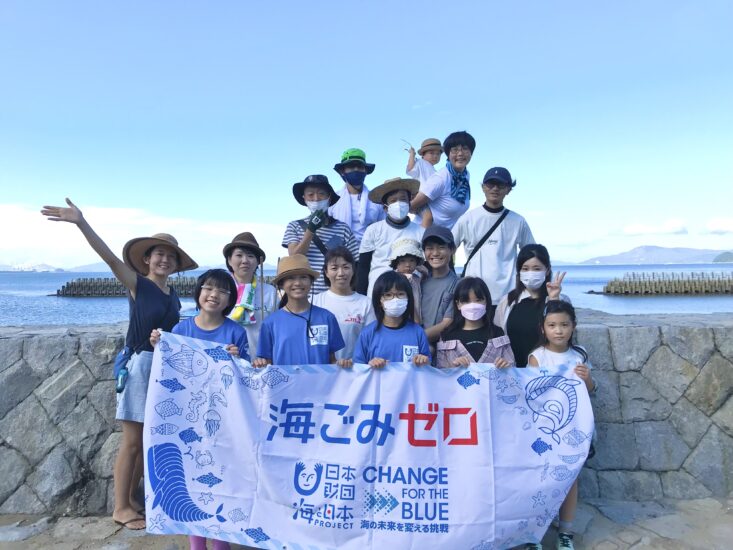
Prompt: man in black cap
<box><xmin>420</xmin><ymin>225</ymin><xmax>459</xmax><ymax>342</ymax></box>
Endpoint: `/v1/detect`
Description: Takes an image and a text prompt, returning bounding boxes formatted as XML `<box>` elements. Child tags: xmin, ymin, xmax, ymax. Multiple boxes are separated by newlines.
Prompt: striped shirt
<box><xmin>282</xmin><ymin>217</ymin><xmax>359</xmax><ymax>294</ymax></box>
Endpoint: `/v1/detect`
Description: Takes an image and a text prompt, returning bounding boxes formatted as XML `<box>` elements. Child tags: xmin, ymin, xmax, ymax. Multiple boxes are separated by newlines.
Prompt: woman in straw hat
<box><xmin>41</xmin><ymin>198</ymin><xmax>197</xmax><ymax>530</ymax></box>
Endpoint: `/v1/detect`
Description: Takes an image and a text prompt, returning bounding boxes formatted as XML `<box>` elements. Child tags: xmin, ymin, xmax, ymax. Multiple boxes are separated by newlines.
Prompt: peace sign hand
<box><xmin>41</xmin><ymin>198</ymin><xmax>84</xmax><ymax>225</ymax></box>
<box><xmin>546</xmin><ymin>271</ymin><xmax>566</xmax><ymax>300</ymax></box>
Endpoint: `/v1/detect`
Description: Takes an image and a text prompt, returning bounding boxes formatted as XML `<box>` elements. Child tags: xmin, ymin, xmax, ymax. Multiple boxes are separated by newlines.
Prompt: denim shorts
<box><xmin>116</xmin><ymin>350</ymin><xmax>153</xmax><ymax>423</ymax></box>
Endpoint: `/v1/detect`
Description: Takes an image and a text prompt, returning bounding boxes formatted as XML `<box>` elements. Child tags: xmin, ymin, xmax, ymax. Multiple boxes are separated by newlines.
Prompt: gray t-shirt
<box><xmin>420</xmin><ymin>271</ymin><xmax>459</xmax><ymax>328</ymax></box>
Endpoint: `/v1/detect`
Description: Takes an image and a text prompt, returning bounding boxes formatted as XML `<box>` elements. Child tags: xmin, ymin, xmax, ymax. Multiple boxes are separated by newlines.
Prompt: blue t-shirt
<box><xmin>172</xmin><ymin>317</ymin><xmax>250</xmax><ymax>361</ymax></box>
<box><xmin>353</xmin><ymin>320</ymin><xmax>431</xmax><ymax>364</ymax></box>
<box><xmin>256</xmin><ymin>305</ymin><xmax>344</xmax><ymax>365</ymax></box>
<box><xmin>126</xmin><ymin>274</ymin><xmax>181</xmax><ymax>353</ymax></box>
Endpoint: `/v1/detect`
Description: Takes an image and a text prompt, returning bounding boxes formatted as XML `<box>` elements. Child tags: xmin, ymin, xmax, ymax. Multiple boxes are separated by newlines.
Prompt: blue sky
<box><xmin>2</xmin><ymin>1</ymin><xmax>732</xmax><ymax>267</ymax></box>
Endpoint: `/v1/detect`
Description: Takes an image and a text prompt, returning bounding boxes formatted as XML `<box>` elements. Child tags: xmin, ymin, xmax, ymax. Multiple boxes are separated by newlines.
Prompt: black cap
<box><xmin>422</xmin><ymin>225</ymin><xmax>456</xmax><ymax>249</ymax></box>
<box><xmin>482</xmin><ymin>167</ymin><xmax>516</xmax><ymax>188</ymax></box>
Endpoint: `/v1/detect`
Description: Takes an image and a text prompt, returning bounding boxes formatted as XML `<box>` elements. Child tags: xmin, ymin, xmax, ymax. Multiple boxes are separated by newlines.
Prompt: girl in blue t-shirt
<box><xmin>353</xmin><ymin>271</ymin><xmax>431</xmax><ymax>368</ymax></box>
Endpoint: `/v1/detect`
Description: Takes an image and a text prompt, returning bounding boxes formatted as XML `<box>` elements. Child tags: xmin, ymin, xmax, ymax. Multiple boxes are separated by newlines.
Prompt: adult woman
<box><xmin>493</xmin><ymin>244</ymin><xmax>568</xmax><ymax>367</ymax></box>
<box><xmin>41</xmin><ymin>198</ymin><xmax>197</xmax><ymax>530</ymax></box>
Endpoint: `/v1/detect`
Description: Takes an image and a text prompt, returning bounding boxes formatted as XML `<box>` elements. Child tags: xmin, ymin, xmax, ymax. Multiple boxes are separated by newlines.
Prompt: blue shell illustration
<box><xmin>525</xmin><ymin>375</ymin><xmax>581</xmax><ymax>444</ymax></box>
<box><xmin>147</xmin><ymin>443</ymin><xmax>225</xmax><ymax>523</ymax></box>
<box><xmin>150</xmin><ymin>423</ymin><xmax>178</xmax><ymax>436</ymax></box>
<box><xmin>262</xmin><ymin>368</ymin><xmax>289</xmax><ymax>388</ymax></box>
<box><xmin>220</xmin><ymin>365</ymin><xmax>234</xmax><ymax>390</ymax></box>
<box><xmin>155</xmin><ymin>398</ymin><xmax>183</xmax><ymax>419</ymax></box>
<box><xmin>186</xmin><ymin>391</ymin><xmax>207</xmax><ymax>422</ymax></box>
<box><xmin>159</xmin><ymin>340</ymin><xmax>172</xmax><ymax>353</ymax></box>
<box><xmin>550</xmin><ymin>465</ymin><xmax>575</xmax><ymax>481</ymax></box>
<box><xmin>204</xmin><ymin>346</ymin><xmax>232</xmax><ymax>363</ymax></box>
<box><xmin>562</xmin><ymin>428</ymin><xmax>590</xmax><ymax>448</ymax></box>
<box><xmin>228</xmin><ymin>508</ymin><xmax>247</xmax><ymax>523</ymax></box>
<box><xmin>457</xmin><ymin>372</ymin><xmax>481</xmax><ymax>389</ymax></box>
<box><xmin>239</xmin><ymin>372</ymin><xmax>261</xmax><ymax>390</ymax></box>
<box><xmin>531</xmin><ymin>437</ymin><xmax>553</xmax><ymax>456</ymax></box>
<box><xmin>179</xmin><ymin>427</ymin><xmax>203</xmax><ymax>444</ymax></box>
<box><xmin>194</xmin><ymin>472</ymin><xmax>223</xmax><ymax>488</ymax></box>
<box><xmin>499</xmin><ymin>394</ymin><xmax>518</xmax><ymax>404</ymax></box>
<box><xmin>157</xmin><ymin>378</ymin><xmax>186</xmax><ymax>393</ymax></box>
<box><xmin>560</xmin><ymin>453</ymin><xmax>584</xmax><ymax>465</ymax></box>
<box><xmin>163</xmin><ymin>345</ymin><xmax>209</xmax><ymax>379</ymax></box>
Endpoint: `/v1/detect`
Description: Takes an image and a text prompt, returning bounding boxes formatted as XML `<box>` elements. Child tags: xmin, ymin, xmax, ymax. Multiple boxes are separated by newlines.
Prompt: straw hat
<box><xmin>418</xmin><ymin>138</ymin><xmax>442</xmax><ymax>156</ymax></box>
<box><xmin>222</xmin><ymin>232</ymin><xmax>266</xmax><ymax>263</ymax></box>
<box><xmin>272</xmin><ymin>254</ymin><xmax>319</xmax><ymax>286</ymax></box>
<box><xmin>389</xmin><ymin>239</ymin><xmax>425</xmax><ymax>262</ymax></box>
<box><xmin>368</xmin><ymin>177</ymin><xmax>420</xmax><ymax>204</ymax></box>
<box><xmin>122</xmin><ymin>233</ymin><xmax>197</xmax><ymax>275</ymax></box>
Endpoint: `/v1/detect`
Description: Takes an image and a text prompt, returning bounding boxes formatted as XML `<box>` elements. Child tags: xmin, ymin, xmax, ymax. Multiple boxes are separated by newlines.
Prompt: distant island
<box><xmin>582</xmin><ymin>246</ymin><xmax>732</xmax><ymax>265</ymax></box>
<box><xmin>714</xmin><ymin>251</ymin><xmax>733</xmax><ymax>263</ymax></box>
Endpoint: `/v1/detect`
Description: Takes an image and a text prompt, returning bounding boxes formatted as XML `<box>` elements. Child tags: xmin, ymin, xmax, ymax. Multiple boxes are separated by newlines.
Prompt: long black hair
<box><xmin>371</xmin><ymin>271</ymin><xmax>414</xmax><ymax>329</ymax></box>
<box><xmin>538</xmin><ymin>300</ymin><xmax>588</xmax><ymax>362</ymax></box>
<box><xmin>507</xmin><ymin>243</ymin><xmax>552</xmax><ymax>306</ymax></box>
<box><xmin>194</xmin><ymin>269</ymin><xmax>238</xmax><ymax>316</ymax></box>
<box><xmin>444</xmin><ymin>277</ymin><xmax>502</xmax><ymax>338</ymax></box>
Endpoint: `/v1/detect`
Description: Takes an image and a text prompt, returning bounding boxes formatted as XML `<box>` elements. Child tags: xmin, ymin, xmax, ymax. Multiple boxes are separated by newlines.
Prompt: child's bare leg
<box><xmin>558</xmin><ymin>479</ymin><xmax>578</xmax><ymax>533</ymax></box>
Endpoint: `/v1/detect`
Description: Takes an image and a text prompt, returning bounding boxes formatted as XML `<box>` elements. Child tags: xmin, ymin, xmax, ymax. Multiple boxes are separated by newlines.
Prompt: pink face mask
<box><xmin>459</xmin><ymin>302</ymin><xmax>486</xmax><ymax>321</ymax></box>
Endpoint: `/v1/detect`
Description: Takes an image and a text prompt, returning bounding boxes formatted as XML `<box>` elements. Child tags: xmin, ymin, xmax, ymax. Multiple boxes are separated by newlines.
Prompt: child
<box><xmin>406</xmin><ymin>138</ymin><xmax>443</xmax><ymax>228</ymax></box>
<box><xmin>420</xmin><ymin>225</ymin><xmax>459</xmax><ymax>343</ymax></box>
<box><xmin>527</xmin><ymin>300</ymin><xmax>596</xmax><ymax>550</ymax></box>
<box><xmin>436</xmin><ymin>277</ymin><xmax>514</xmax><ymax>368</ymax></box>
<box><xmin>312</xmin><ymin>247</ymin><xmax>374</xmax><ymax>366</ymax></box>
<box><xmin>151</xmin><ymin>269</ymin><xmax>247</xmax><ymax>550</ymax></box>
<box><xmin>254</xmin><ymin>254</ymin><xmax>345</xmax><ymax>366</ymax></box>
<box><xmin>353</xmin><ymin>271</ymin><xmax>431</xmax><ymax>368</ymax></box>
<box><xmin>389</xmin><ymin>238</ymin><xmax>427</xmax><ymax>325</ymax></box>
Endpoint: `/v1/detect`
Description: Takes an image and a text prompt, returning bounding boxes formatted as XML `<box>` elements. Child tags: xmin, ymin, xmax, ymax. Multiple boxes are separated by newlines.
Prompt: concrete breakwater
<box><xmin>0</xmin><ymin>313</ymin><xmax>732</xmax><ymax>515</ymax></box>
<box><xmin>603</xmin><ymin>271</ymin><xmax>733</xmax><ymax>295</ymax></box>
<box><xmin>56</xmin><ymin>277</ymin><xmax>199</xmax><ymax>297</ymax></box>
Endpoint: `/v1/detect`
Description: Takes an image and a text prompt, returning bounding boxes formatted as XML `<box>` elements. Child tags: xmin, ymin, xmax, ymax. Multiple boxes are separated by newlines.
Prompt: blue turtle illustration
<box><xmin>531</xmin><ymin>437</ymin><xmax>553</xmax><ymax>456</ymax></box>
<box><xmin>524</xmin><ymin>375</ymin><xmax>580</xmax><ymax>444</ymax></box>
<box><xmin>147</xmin><ymin>443</ymin><xmax>225</xmax><ymax>523</ymax></box>
<box><xmin>155</xmin><ymin>398</ymin><xmax>183</xmax><ymax>419</ymax></box>
<box><xmin>163</xmin><ymin>345</ymin><xmax>209</xmax><ymax>379</ymax></box>
<box><xmin>204</xmin><ymin>346</ymin><xmax>232</xmax><ymax>363</ymax></box>
<box><xmin>457</xmin><ymin>372</ymin><xmax>481</xmax><ymax>389</ymax></box>
<box><xmin>150</xmin><ymin>423</ymin><xmax>179</xmax><ymax>436</ymax></box>
<box><xmin>194</xmin><ymin>472</ymin><xmax>223</xmax><ymax>488</ymax></box>
<box><xmin>157</xmin><ymin>377</ymin><xmax>186</xmax><ymax>393</ymax></box>
<box><xmin>262</xmin><ymin>368</ymin><xmax>289</xmax><ymax>388</ymax></box>
<box><xmin>562</xmin><ymin>428</ymin><xmax>590</xmax><ymax>448</ymax></box>
<box><xmin>179</xmin><ymin>427</ymin><xmax>203</xmax><ymax>444</ymax></box>
<box><xmin>550</xmin><ymin>465</ymin><xmax>575</xmax><ymax>481</ymax></box>
<box><xmin>239</xmin><ymin>372</ymin><xmax>261</xmax><ymax>390</ymax></box>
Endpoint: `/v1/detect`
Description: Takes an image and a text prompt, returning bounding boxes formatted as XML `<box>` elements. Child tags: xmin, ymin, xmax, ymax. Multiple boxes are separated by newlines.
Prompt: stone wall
<box><xmin>1</xmin><ymin>315</ymin><xmax>732</xmax><ymax>515</ymax></box>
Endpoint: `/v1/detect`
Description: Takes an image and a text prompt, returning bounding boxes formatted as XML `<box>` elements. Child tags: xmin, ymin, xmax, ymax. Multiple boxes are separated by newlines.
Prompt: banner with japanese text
<box><xmin>143</xmin><ymin>332</ymin><xmax>594</xmax><ymax>548</ymax></box>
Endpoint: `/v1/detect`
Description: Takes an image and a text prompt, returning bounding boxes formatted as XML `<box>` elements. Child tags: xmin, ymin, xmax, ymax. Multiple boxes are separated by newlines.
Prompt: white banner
<box><xmin>143</xmin><ymin>332</ymin><xmax>594</xmax><ymax>549</ymax></box>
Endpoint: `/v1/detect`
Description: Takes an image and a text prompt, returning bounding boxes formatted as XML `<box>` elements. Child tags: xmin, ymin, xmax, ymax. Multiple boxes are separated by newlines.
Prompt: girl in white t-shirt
<box><xmin>527</xmin><ymin>300</ymin><xmax>596</xmax><ymax>550</ymax></box>
<box><xmin>312</xmin><ymin>246</ymin><xmax>374</xmax><ymax>366</ymax></box>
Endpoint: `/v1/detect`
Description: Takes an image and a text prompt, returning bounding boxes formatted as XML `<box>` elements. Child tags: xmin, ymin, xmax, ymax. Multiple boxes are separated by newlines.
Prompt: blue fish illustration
<box><xmin>163</xmin><ymin>345</ymin><xmax>209</xmax><ymax>379</ymax></box>
<box><xmin>204</xmin><ymin>346</ymin><xmax>232</xmax><ymax>363</ymax></box>
<box><xmin>155</xmin><ymin>398</ymin><xmax>183</xmax><ymax>419</ymax></box>
<box><xmin>179</xmin><ymin>427</ymin><xmax>203</xmax><ymax>444</ymax></box>
<box><xmin>194</xmin><ymin>472</ymin><xmax>223</xmax><ymax>488</ymax></box>
<box><xmin>562</xmin><ymin>428</ymin><xmax>590</xmax><ymax>448</ymax></box>
<box><xmin>157</xmin><ymin>377</ymin><xmax>186</xmax><ymax>393</ymax></box>
<box><xmin>239</xmin><ymin>372</ymin><xmax>261</xmax><ymax>390</ymax></box>
<box><xmin>560</xmin><ymin>453</ymin><xmax>584</xmax><ymax>465</ymax></box>
<box><xmin>524</xmin><ymin>375</ymin><xmax>580</xmax><ymax>444</ymax></box>
<box><xmin>457</xmin><ymin>372</ymin><xmax>480</xmax><ymax>389</ymax></box>
<box><xmin>550</xmin><ymin>465</ymin><xmax>575</xmax><ymax>481</ymax></box>
<box><xmin>262</xmin><ymin>368</ymin><xmax>289</xmax><ymax>388</ymax></box>
<box><xmin>147</xmin><ymin>443</ymin><xmax>225</xmax><ymax>523</ymax></box>
<box><xmin>150</xmin><ymin>423</ymin><xmax>179</xmax><ymax>436</ymax></box>
<box><xmin>531</xmin><ymin>437</ymin><xmax>553</xmax><ymax>456</ymax></box>
<box><xmin>228</xmin><ymin>508</ymin><xmax>247</xmax><ymax>523</ymax></box>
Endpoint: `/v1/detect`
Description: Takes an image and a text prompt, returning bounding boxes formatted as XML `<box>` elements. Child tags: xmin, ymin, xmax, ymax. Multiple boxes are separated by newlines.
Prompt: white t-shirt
<box><xmin>453</xmin><ymin>207</ymin><xmax>535</xmax><ymax>305</ymax></box>
<box><xmin>414</xmin><ymin>166</ymin><xmax>470</xmax><ymax>230</ymax></box>
<box><xmin>407</xmin><ymin>157</ymin><xmax>437</xmax><ymax>186</ymax></box>
<box><xmin>359</xmin><ymin>219</ymin><xmax>425</xmax><ymax>296</ymax></box>
<box><xmin>528</xmin><ymin>346</ymin><xmax>591</xmax><ymax>369</ymax></box>
<box><xmin>311</xmin><ymin>290</ymin><xmax>375</xmax><ymax>360</ymax></box>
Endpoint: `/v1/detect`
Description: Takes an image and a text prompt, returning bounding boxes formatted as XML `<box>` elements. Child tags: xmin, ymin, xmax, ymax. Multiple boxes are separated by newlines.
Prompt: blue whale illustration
<box><xmin>148</xmin><ymin>443</ymin><xmax>225</xmax><ymax>523</ymax></box>
<box><xmin>524</xmin><ymin>375</ymin><xmax>580</xmax><ymax>444</ymax></box>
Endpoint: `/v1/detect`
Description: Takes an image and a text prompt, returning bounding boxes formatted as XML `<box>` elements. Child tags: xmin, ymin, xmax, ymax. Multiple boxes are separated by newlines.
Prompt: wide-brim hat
<box><xmin>222</xmin><ymin>232</ymin><xmax>266</xmax><ymax>263</ymax></box>
<box><xmin>333</xmin><ymin>147</ymin><xmax>376</xmax><ymax>175</ymax></box>
<box><xmin>389</xmin><ymin>238</ymin><xmax>425</xmax><ymax>262</ymax></box>
<box><xmin>123</xmin><ymin>233</ymin><xmax>198</xmax><ymax>275</ymax></box>
<box><xmin>272</xmin><ymin>254</ymin><xmax>319</xmax><ymax>286</ymax></box>
<box><xmin>418</xmin><ymin>138</ymin><xmax>442</xmax><ymax>156</ymax></box>
<box><xmin>292</xmin><ymin>174</ymin><xmax>339</xmax><ymax>206</ymax></box>
<box><xmin>368</xmin><ymin>177</ymin><xmax>420</xmax><ymax>204</ymax></box>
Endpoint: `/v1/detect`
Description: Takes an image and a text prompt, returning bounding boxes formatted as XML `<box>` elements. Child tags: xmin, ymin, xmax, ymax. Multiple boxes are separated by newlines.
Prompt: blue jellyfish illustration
<box><xmin>204</xmin><ymin>409</ymin><xmax>221</xmax><ymax>437</ymax></box>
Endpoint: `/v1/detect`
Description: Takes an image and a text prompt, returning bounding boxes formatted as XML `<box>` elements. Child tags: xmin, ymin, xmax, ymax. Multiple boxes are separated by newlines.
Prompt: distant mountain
<box><xmin>582</xmin><ymin>246</ymin><xmax>728</xmax><ymax>265</ymax></box>
<box><xmin>714</xmin><ymin>251</ymin><xmax>733</xmax><ymax>263</ymax></box>
<box><xmin>69</xmin><ymin>261</ymin><xmax>112</xmax><ymax>272</ymax></box>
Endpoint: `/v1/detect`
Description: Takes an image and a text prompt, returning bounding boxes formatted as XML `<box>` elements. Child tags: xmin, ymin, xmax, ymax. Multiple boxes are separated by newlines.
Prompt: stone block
<box><xmin>661</xmin><ymin>471</ymin><xmax>713</xmax><ymax>499</ymax></box>
<box><xmin>22</xmin><ymin>334</ymin><xmax>79</xmax><ymax>376</ymax></box>
<box><xmin>714</xmin><ymin>327</ymin><xmax>733</xmax><ymax>363</ymax></box>
<box><xmin>685</xmin><ymin>353</ymin><xmax>733</xmax><ymax>416</ymax></box>
<box><xmin>34</xmin><ymin>359</ymin><xmax>95</xmax><ymax>423</ymax></box>
<box><xmin>619</xmin><ymin>371</ymin><xmax>671</xmax><ymax>422</ymax></box>
<box><xmin>661</xmin><ymin>325</ymin><xmax>714</xmax><ymax>367</ymax></box>
<box><xmin>0</xmin><ymin>360</ymin><xmax>43</xmax><ymax>419</ymax></box>
<box><xmin>0</xmin><ymin>337</ymin><xmax>23</xmax><ymax>374</ymax></box>
<box><xmin>593</xmin><ymin>499</ymin><xmax>670</xmax><ymax>524</ymax></box>
<box><xmin>591</xmin><ymin>370</ymin><xmax>622</xmax><ymax>423</ymax></box>
<box><xmin>669</xmin><ymin>397</ymin><xmax>711</xmax><ymax>448</ymax></box>
<box><xmin>576</xmin><ymin>324</ymin><xmax>613</xmax><ymax>370</ymax></box>
<box><xmin>713</xmin><ymin>395</ymin><xmax>733</xmax><ymax>438</ymax></box>
<box><xmin>0</xmin><ymin>516</ymin><xmax>52</xmax><ymax>542</ymax></box>
<box><xmin>53</xmin><ymin>516</ymin><xmax>121</xmax><ymax>541</ymax></box>
<box><xmin>578</xmin><ymin>467</ymin><xmax>599</xmax><ymax>499</ymax></box>
<box><xmin>79</xmin><ymin>333</ymin><xmax>123</xmax><ymax>381</ymax></box>
<box><xmin>588</xmin><ymin>423</ymin><xmax>638</xmax><ymax>470</ymax></box>
<box><xmin>26</xmin><ymin>444</ymin><xmax>81</xmax><ymax>509</ymax></box>
<box><xmin>683</xmin><ymin>424</ymin><xmax>733</xmax><ymax>496</ymax></box>
<box><xmin>0</xmin><ymin>393</ymin><xmax>63</xmax><ymax>466</ymax></box>
<box><xmin>86</xmin><ymin>380</ymin><xmax>117</xmax><ymax>429</ymax></box>
<box><xmin>597</xmin><ymin>471</ymin><xmax>663</xmax><ymax>500</ymax></box>
<box><xmin>609</xmin><ymin>326</ymin><xmax>660</xmax><ymax>371</ymax></box>
<box><xmin>57</xmin><ymin>398</ymin><xmax>111</xmax><ymax>462</ymax></box>
<box><xmin>0</xmin><ymin>445</ymin><xmax>30</xmax><ymax>503</ymax></box>
<box><xmin>0</xmin><ymin>484</ymin><xmax>47</xmax><ymax>514</ymax></box>
<box><xmin>641</xmin><ymin>346</ymin><xmax>698</xmax><ymax>404</ymax></box>
<box><xmin>634</xmin><ymin>421</ymin><xmax>691</xmax><ymax>471</ymax></box>
<box><xmin>92</xmin><ymin>432</ymin><xmax>122</xmax><ymax>479</ymax></box>
<box><xmin>78</xmin><ymin>478</ymin><xmax>109</xmax><ymax>515</ymax></box>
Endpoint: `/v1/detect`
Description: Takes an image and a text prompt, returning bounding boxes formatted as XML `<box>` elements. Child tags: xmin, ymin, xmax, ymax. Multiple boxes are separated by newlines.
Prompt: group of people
<box><xmin>40</xmin><ymin>130</ymin><xmax>596</xmax><ymax>550</ymax></box>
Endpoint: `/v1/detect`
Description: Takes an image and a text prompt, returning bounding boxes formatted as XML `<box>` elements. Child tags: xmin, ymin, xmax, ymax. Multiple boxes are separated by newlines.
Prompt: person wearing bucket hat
<box><xmin>409</xmin><ymin>130</ymin><xmax>475</xmax><ymax>230</ymax></box>
<box><xmin>283</xmin><ymin>175</ymin><xmax>360</xmax><ymax>295</ymax></box>
<box><xmin>254</xmin><ymin>254</ymin><xmax>345</xmax><ymax>367</ymax></box>
<box><xmin>40</xmin><ymin>198</ymin><xmax>197</xmax><ymax>531</ymax></box>
<box><xmin>389</xmin><ymin>238</ymin><xmax>427</xmax><ymax>325</ymax></box>
<box><xmin>223</xmin><ymin>232</ymin><xmax>278</xmax><ymax>354</ymax></box>
<box><xmin>356</xmin><ymin>177</ymin><xmax>424</xmax><ymax>297</ymax></box>
<box><xmin>330</xmin><ymin>148</ymin><xmax>385</xmax><ymax>246</ymax></box>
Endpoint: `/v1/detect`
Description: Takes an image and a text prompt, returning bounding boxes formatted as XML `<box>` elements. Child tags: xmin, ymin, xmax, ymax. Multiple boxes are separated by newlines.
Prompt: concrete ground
<box><xmin>1</xmin><ymin>498</ymin><xmax>732</xmax><ymax>549</ymax></box>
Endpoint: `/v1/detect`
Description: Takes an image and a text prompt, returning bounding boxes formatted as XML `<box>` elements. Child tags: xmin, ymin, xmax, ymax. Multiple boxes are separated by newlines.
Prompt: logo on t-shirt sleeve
<box><xmin>309</xmin><ymin>325</ymin><xmax>329</xmax><ymax>346</ymax></box>
<box><xmin>402</xmin><ymin>345</ymin><xmax>419</xmax><ymax>362</ymax></box>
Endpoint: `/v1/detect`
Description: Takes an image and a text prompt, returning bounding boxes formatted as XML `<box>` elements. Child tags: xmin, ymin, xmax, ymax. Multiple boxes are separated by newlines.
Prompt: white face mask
<box><xmin>387</xmin><ymin>201</ymin><xmax>410</xmax><ymax>221</ymax></box>
<box><xmin>520</xmin><ymin>270</ymin><xmax>547</xmax><ymax>290</ymax></box>
<box><xmin>459</xmin><ymin>302</ymin><xmax>487</xmax><ymax>321</ymax></box>
<box><xmin>383</xmin><ymin>297</ymin><xmax>408</xmax><ymax>317</ymax></box>
<box><xmin>306</xmin><ymin>199</ymin><xmax>330</xmax><ymax>213</ymax></box>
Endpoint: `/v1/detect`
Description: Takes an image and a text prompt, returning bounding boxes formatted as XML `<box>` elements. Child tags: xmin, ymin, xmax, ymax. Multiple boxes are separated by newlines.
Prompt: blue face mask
<box><xmin>342</xmin><ymin>171</ymin><xmax>367</xmax><ymax>189</ymax></box>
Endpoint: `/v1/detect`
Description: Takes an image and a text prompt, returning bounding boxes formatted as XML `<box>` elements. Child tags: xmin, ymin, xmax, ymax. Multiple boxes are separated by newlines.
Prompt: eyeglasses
<box><xmin>382</xmin><ymin>292</ymin><xmax>408</xmax><ymax>300</ymax></box>
<box><xmin>449</xmin><ymin>145</ymin><xmax>471</xmax><ymax>154</ymax></box>
<box><xmin>201</xmin><ymin>286</ymin><xmax>231</xmax><ymax>296</ymax></box>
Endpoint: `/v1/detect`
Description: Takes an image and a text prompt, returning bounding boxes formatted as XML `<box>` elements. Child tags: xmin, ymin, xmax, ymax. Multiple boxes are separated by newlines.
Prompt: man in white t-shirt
<box><xmin>452</xmin><ymin>167</ymin><xmax>535</xmax><ymax>305</ymax></box>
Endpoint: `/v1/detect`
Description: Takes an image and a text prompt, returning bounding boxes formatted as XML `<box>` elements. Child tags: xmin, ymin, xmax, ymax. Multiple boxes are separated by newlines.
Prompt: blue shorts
<box><xmin>116</xmin><ymin>351</ymin><xmax>153</xmax><ymax>423</ymax></box>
